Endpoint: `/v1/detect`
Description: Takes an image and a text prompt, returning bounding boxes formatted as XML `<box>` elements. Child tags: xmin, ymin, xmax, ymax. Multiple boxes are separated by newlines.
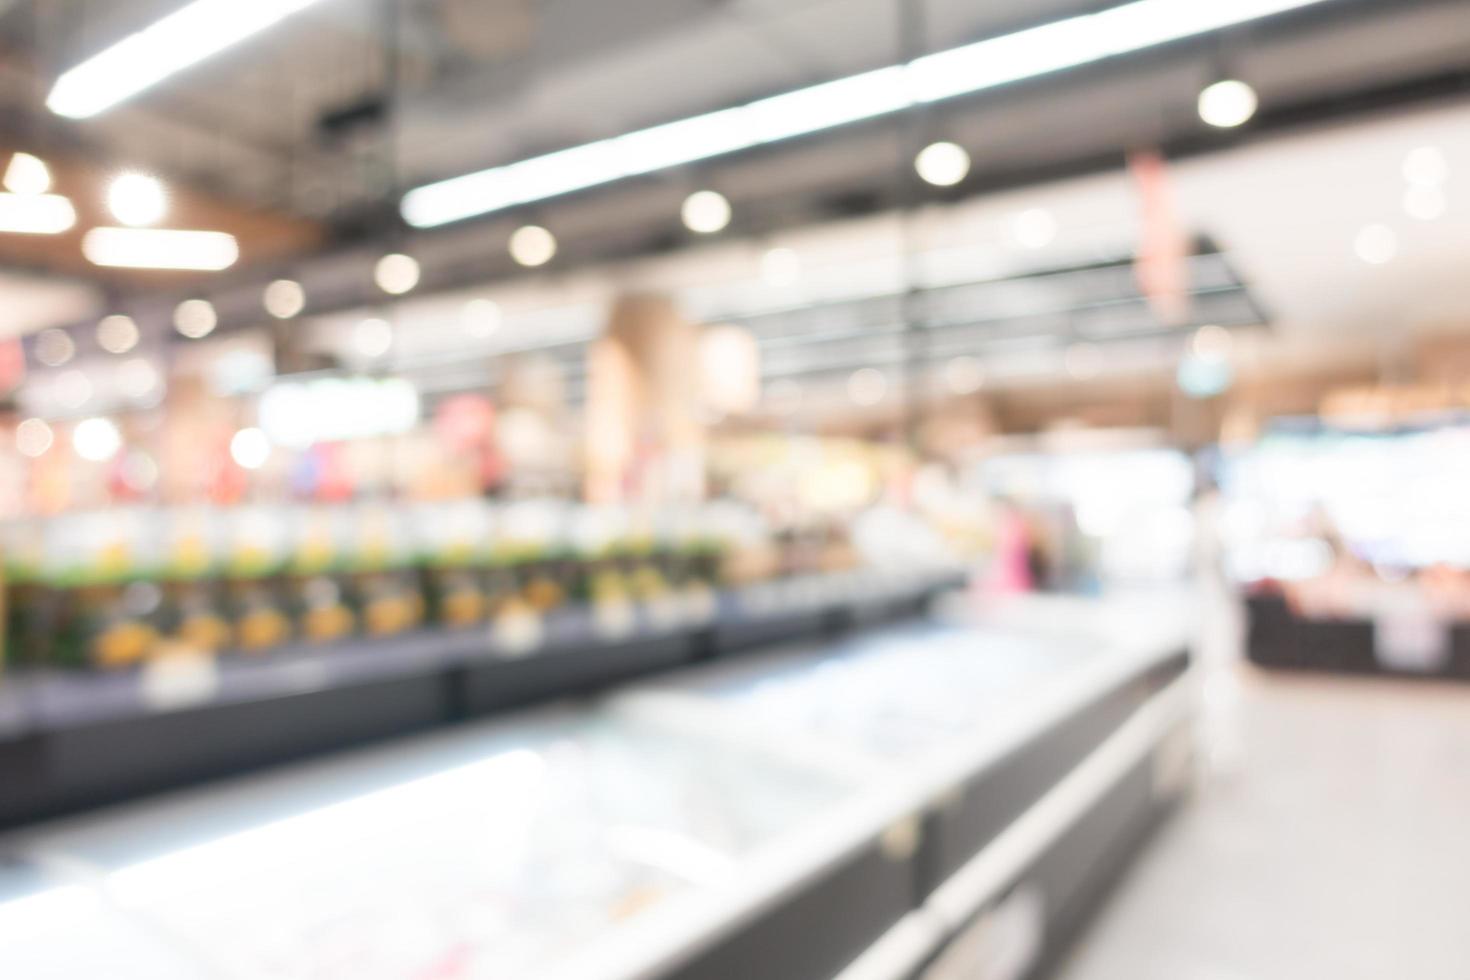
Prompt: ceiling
<box><xmin>0</xmin><ymin>0</ymin><xmax>1465</xmax><ymax>329</ymax></box>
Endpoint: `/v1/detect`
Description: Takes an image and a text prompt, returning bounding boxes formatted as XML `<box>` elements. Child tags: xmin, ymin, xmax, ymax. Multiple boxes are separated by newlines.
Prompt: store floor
<box><xmin>1054</xmin><ymin>618</ymin><xmax>1470</xmax><ymax>980</ymax></box>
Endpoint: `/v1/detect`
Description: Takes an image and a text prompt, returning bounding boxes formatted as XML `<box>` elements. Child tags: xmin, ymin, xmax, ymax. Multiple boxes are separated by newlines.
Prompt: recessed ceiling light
<box><xmin>1012</xmin><ymin>208</ymin><xmax>1057</xmax><ymax>249</ymax></box>
<box><xmin>263</xmin><ymin>279</ymin><xmax>306</xmax><ymax>319</ymax></box>
<box><xmin>4</xmin><ymin>153</ymin><xmax>52</xmax><ymax>195</ymax></box>
<box><xmin>915</xmin><ymin>141</ymin><xmax>970</xmax><ymax>187</ymax></box>
<box><xmin>1403</xmin><ymin>185</ymin><xmax>1447</xmax><ymax>222</ymax></box>
<box><xmin>509</xmin><ymin>225</ymin><xmax>557</xmax><ymax>267</ymax></box>
<box><xmin>97</xmin><ymin>315</ymin><xmax>141</xmax><ymax>354</ymax></box>
<box><xmin>1353</xmin><ymin>223</ymin><xmax>1397</xmax><ymax>265</ymax></box>
<box><xmin>1403</xmin><ymin>146</ymin><xmax>1449</xmax><ymax>187</ymax></box>
<box><xmin>230</xmin><ymin>427</ymin><xmax>271</xmax><ymax>470</ymax></box>
<box><xmin>56</xmin><ymin>370</ymin><xmax>93</xmax><ymax>409</ymax></box>
<box><xmin>848</xmin><ymin>367</ymin><xmax>888</xmax><ymax>406</ymax></box>
<box><xmin>374</xmin><ymin>253</ymin><xmax>420</xmax><ymax>295</ymax></box>
<box><xmin>15</xmin><ymin>417</ymin><xmax>54</xmax><ymax>458</ymax></box>
<box><xmin>174</xmin><ymin>299</ymin><xmax>218</xmax><ymax>338</ymax></box>
<box><xmin>119</xmin><ymin>358</ymin><xmax>162</xmax><ymax>400</ymax></box>
<box><xmin>107</xmin><ymin>172</ymin><xmax>168</xmax><ymax>227</ymax></box>
<box><xmin>462</xmin><ymin>298</ymin><xmax>502</xmax><ymax>338</ymax></box>
<box><xmin>34</xmin><ymin>328</ymin><xmax>76</xmax><ymax>367</ymax></box>
<box><xmin>72</xmin><ymin>417</ymin><xmax>121</xmax><ymax>462</ymax></box>
<box><xmin>760</xmin><ymin>247</ymin><xmax>801</xmax><ymax>286</ymax></box>
<box><xmin>1197</xmin><ymin>79</ymin><xmax>1258</xmax><ymax>128</ymax></box>
<box><xmin>681</xmin><ymin>190</ymin><xmax>732</xmax><ymax>233</ymax></box>
<box><xmin>1191</xmin><ymin>324</ymin><xmax>1233</xmax><ymax>360</ymax></box>
<box><xmin>353</xmin><ymin>317</ymin><xmax>393</xmax><ymax>358</ymax></box>
<box><xmin>943</xmin><ymin>356</ymin><xmax>985</xmax><ymax>394</ymax></box>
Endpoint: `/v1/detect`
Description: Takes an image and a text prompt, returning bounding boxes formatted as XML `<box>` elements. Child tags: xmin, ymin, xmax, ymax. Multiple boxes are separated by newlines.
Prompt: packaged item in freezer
<box><xmin>350</xmin><ymin>502</ymin><xmax>426</xmax><ymax>638</ymax></box>
<box><xmin>414</xmin><ymin>499</ymin><xmax>494</xmax><ymax>628</ymax></box>
<box><xmin>497</xmin><ymin>498</ymin><xmax>572</xmax><ymax>619</ymax></box>
<box><xmin>285</xmin><ymin>505</ymin><xmax>358</xmax><ymax>645</ymax></box>
<box><xmin>158</xmin><ymin>506</ymin><xmax>232</xmax><ymax>655</ymax></box>
<box><xmin>225</xmin><ymin>506</ymin><xmax>294</xmax><ymax>652</ymax></box>
<box><xmin>46</xmin><ymin>510</ymin><xmax>166</xmax><ymax>669</ymax></box>
<box><xmin>1</xmin><ymin>519</ymin><xmax>45</xmax><ymax>669</ymax></box>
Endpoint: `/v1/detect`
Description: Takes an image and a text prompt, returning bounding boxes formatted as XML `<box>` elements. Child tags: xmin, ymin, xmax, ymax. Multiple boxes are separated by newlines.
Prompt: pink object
<box><xmin>986</xmin><ymin>509</ymin><xmax>1034</xmax><ymax>595</ymax></box>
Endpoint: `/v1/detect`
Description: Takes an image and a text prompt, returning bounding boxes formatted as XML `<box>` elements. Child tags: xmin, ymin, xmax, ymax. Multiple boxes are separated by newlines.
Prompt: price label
<box><xmin>593</xmin><ymin>600</ymin><xmax>638</xmax><ymax>641</ymax></box>
<box><xmin>493</xmin><ymin>611</ymin><xmax>544</xmax><ymax>657</ymax></box>
<box><xmin>141</xmin><ymin>652</ymin><xmax>221</xmax><ymax>711</ymax></box>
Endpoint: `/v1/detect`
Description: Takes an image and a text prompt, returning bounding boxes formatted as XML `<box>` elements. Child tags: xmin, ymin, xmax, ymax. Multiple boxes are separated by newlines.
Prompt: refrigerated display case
<box><xmin>0</xmin><ymin>709</ymin><xmax>858</xmax><ymax>980</ymax></box>
<box><xmin>0</xmin><ymin>595</ymin><xmax>1193</xmax><ymax>980</ymax></box>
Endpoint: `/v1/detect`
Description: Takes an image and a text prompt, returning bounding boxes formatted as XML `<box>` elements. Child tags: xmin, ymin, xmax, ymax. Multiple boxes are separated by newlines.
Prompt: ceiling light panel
<box><xmin>402</xmin><ymin>0</ymin><xmax>1337</xmax><ymax>228</ymax></box>
<box><xmin>83</xmin><ymin>228</ymin><xmax>239</xmax><ymax>270</ymax></box>
<box><xmin>47</xmin><ymin>0</ymin><xmax>328</xmax><ymax>119</ymax></box>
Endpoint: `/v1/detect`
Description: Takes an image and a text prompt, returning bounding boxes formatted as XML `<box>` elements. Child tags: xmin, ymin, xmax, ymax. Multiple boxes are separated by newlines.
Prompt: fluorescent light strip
<box><xmin>47</xmin><ymin>0</ymin><xmax>327</xmax><ymax>119</ymax></box>
<box><xmin>83</xmin><ymin>227</ymin><xmax>240</xmax><ymax>270</ymax></box>
<box><xmin>0</xmin><ymin>193</ymin><xmax>76</xmax><ymax>234</ymax></box>
<box><xmin>403</xmin><ymin>0</ymin><xmax>1335</xmax><ymax>228</ymax></box>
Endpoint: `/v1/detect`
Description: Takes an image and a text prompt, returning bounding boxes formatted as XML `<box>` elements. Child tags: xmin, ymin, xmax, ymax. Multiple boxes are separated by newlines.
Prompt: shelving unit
<box><xmin>0</xmin><ymin>568</ymin><xmax>958</xmax><ymax>828</ymax></box>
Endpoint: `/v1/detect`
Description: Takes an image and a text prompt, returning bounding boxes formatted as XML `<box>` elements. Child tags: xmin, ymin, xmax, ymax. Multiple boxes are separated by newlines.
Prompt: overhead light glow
<box><xmin>681</xmin><ymin>190</ymin><xmax>731</xmax><ymax>233</ymax></box>
<box><xmin>1012</xmin><ymin>208</ymin><xmax>1058</xmax><ymax>249</ymax></box>
<box><xmin>914</xmin><ymin>141</ymin><xmax>970</xmax><ymax>187</ymax></box>
<box><xmin>0</xmin><ymin>193</ymin><xmax>76</xmax><ymax>234</ymax></box>
<box><xmin>47</xmin><ymin>0</ymin><xmax>331</xmax><ymax>119</ymax></box>
<box><xmin>56</xmin><ymin>370</ymin><xmax>93</xmax><ymax>409</ymax></box>
<box><xmin>1354</xmin><ymin>223</ymin><xmax>1397</xmax><ymax>266</ymax></box>
<box><xmin>259</xmin><ymin>377</ymin><xmax>420</xmax><ymax>449</ymax></box>
<box><xmin>73</xmin><ymin>417</ymin><xmax>121</xmax><ymax>462</ymax></box>
<box><xmin>15</xmin><ymin>417</ymin><xmax>54</xmax><ymax>457</ymax></box>
<box><xmin>1191</xmin><ymin>324</ymin><xmax>1233</xmax><ymax>360</ymax></box>
<box><xmin>760</xmin><ymin>247</ymin><xmax>801</xmax><ymax>286</ymax></box>
<box><xmin>1197</xmin><ymin>79</ymin><xmax>1258</xmax><ymax>128</ymax></box>
<box><xmin>353</xmin><ymin>318</ymin><xmax>393</xmax><ymax>358</ymax></box>
<box><xmin>1403</xmin><ymin>185</ymin><xmax>1447</xmax><ymax>222</ymax></box>
<box><xmin>4</xmin><ymin>152</ymin><xmax>52</xmax><ymax>194</ymax></box>
<box><xmin>34</xmin><ymin>328</ymin><xmax>76</xmax><ymax>367</ymax></box>
<box><xmin>97</xmin><ymin>315</ymin><xmax>141</xmax><ymax>354</ymax></box>
<box><xmin>374</xmin><ymin>253</ymin><xmax>420</xmax><ymax>296</ymax></box>
<box><xmin>107</xmin><ymin>173</ymin><xmax>168</xmax><ymax>226</ymax></box>
<box><xmin>1402</xmin><ymin>146</ymin><xmax>1449</xmax><ymax>187</ymax></box>
<box><xmin>402</xmin><ymin>0</ymin><xmax>1334</xmax><ymax>227</ymax></box>
<box><xmin>847</xmin><ymin>368</ymin><xmax>888</xmax><ymax>406</ymax></box>
<box><xmin>509</xmin><ymin>225</ymin><xmax>557</xmax><ymax>267</ymax></box>
<box><xmin>119</xmin><ymin>358</ymin><xmax>162</xmax><ymax>400</ymax></box>
<box><xmin>1177</xmin><ymin>354</ymin><xmax>1233</xmax><ymax>398</ymax></box>
<box><xmin>83</xmin><ymin>227</ymin><xmax>239</xmax><ymax>270</ymax></box>
<box><xmin>263</xmin><ymin>279</ymin><xmax>306</xmax><ymax>319</ymax></box>
<box><xmin>174</xmin><ymin>299</ymin><xmax>218</xmax><ymax>339</ymax></box>
<box><xmin>230</xmin><ymin>427</ymin><xmax>271</xmax><ymax>470</ymax></box>
<box><xmin>462</xmin><ymin>298</ymin><xmax>502</xmax><ymax>338</ymax></box>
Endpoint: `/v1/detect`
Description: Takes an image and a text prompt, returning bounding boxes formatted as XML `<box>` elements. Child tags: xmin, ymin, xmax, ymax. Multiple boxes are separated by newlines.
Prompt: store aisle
<box><xmin>1055</xmin><ymin>664</ymin><xmax>1470</xmax><ymax>980</ymax></box>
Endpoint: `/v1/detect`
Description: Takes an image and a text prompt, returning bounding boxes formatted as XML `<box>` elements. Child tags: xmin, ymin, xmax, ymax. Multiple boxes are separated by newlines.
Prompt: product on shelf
<box><xmin>0</xmin><ymin>495</ymin><xmax>957</xmax><ymax>675</ymax></box>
